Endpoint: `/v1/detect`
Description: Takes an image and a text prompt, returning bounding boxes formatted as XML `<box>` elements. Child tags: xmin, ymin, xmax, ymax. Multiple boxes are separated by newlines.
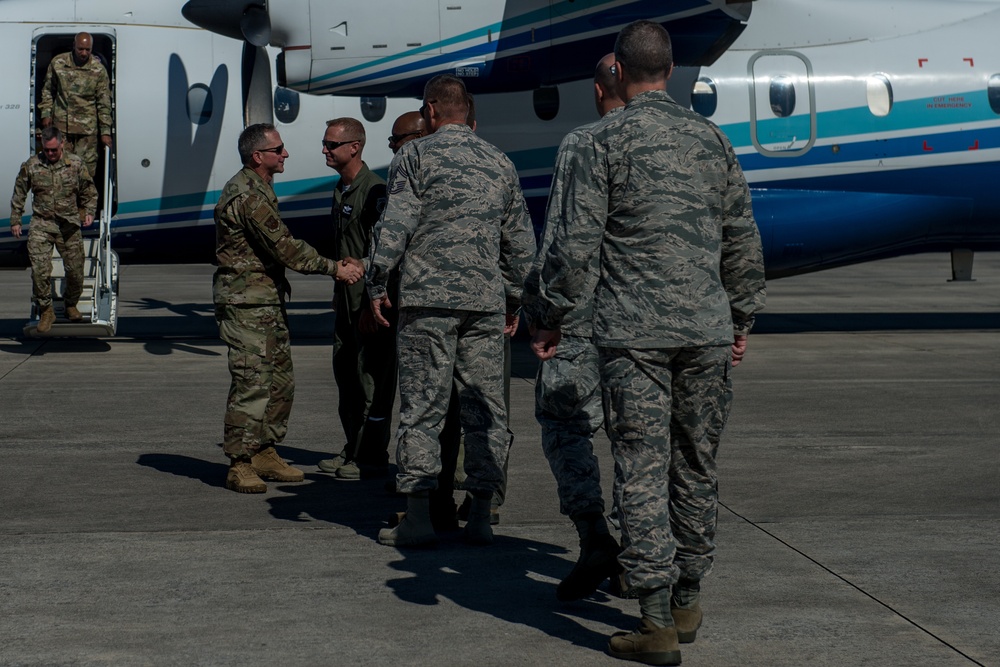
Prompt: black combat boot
<box><xmin>557</xmin><ymin>510</ymin><xmax>621</xmax><ymax>601</ymax></box>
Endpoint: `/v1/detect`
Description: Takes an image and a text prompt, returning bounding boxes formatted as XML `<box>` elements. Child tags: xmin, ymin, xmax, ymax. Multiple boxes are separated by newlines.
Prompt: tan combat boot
<box><xmin>65</xmin><ymin>304</ymin><xmax>83</xmax><ymax>321</ymax></box>
<box><xmin>251</xmin><ymin>446</ymin><xmax>305</xmax><ymax>482</ymax></box>
<box><xmin>607</xmin><ymin>618</ymin><xmax>681</xmax><ymax>665</ymax></box>
<box><xmin>671</xmin><ymin>581</ymin><xmax>702</xmax><ymax>643</ymax></box>
<box><xmin>378</xmin><ymin>491</ymin><xmax>438</xmax><ymax>548</ymax></box>
<box><xmin>37</xmin><ymin>306</ymin><xmax>56</xmax><ymax>333</ymax></box>
<box><xmin>462</xmin><ymin>492</ymin><xmax>494</xmax><ymax>546</ymax></box>
<box><xmin>226</xmin><ymin>460</ymin><xmax>267</xmax><ymax>493</ymax></box>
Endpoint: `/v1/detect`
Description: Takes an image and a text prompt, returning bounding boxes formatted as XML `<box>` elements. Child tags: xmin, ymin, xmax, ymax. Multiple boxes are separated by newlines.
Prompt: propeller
<box><xmin>181</xmin><ymin>0</ymin><xmax>273</xmax><ymax>126</ymax></box>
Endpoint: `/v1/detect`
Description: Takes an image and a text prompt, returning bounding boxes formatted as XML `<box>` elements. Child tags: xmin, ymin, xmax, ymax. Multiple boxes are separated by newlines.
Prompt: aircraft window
<box><xmin>691</xmin><ymin>77</ymin><xmax>718</xmax><ymax>117</ymax></box>
<box><xmin>989</xmin><ymin>74</ymin><xmax>1000</xmax><ymax>114</ymax></box>
<box><xmin>533</xmin><ymin>86</ymin><xmax>560</xmax><ymax>121</ymax></box>
<box><xmin>186</xmin><ymin>84</ymin><xmax>213</xmax><ymax>125</ymax></box>
<box><xmin>361</xmin><ymin>96</ymin><xmax>387</xmax><ymax>123</ymax></box>
<box><xmin>866</xmin><ymin>74</ymin><xmax>893</xmax><ymax>117</ymax></box>
<box><xmin>274</xmin><ymin>87</ymin><xmax>301</xmax><ymax>124</ymax></box>
<box><xmin>769</xmin><ymin>75</ymin><xmax>796</xmax><ymax>118</ymax></box>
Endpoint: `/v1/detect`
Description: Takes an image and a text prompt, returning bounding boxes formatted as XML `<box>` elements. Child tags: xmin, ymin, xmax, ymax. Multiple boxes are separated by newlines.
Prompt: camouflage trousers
<box><xmin>27</xmin><ymin>219</ymin><xmax>84</xmax><ymax>309</ymax></box>
<box><xmin>332</xmin><ymin>302</ymin><xmax>398</xmax><ymax>467</ymax></box>
<box><xmin>536</xmin><ymin>334</ymin><xmax>605</xmax><ymax>517</ymax></box>
<box><xmin>216</xmin><ymin>303</ymin><xmax>293</xmax><ymax>460</ymax></box>
<box><xmin>394</xmin><ymin>307</ymin><xmax>508</xmax><ymax>495</ymax></box>
<box><xmin>63</xmin><ymin>133</ymin><xmax>100</xmax><ymax>179</ymax></box>
<box><xmin>600</xmin><ymin>345</ymin><xmax>732</xmax><ymax>594</ymax></box>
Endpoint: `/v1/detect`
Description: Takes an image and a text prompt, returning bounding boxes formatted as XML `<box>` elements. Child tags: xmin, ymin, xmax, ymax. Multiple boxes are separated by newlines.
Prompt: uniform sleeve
<box><xmin>523</xmin><ymin>132</ymin><xmax>607</xmax><ymax>331</ymax></box>
<box><xmin>366</xmin><ymin>149</ymin><xmax>421</xmax><ymax>301</ymax></box>
<box><xmin>714</xmin><ymin>126</ymin><xmax>766</xmax><ymax>334</ymax></box>
<box><xmin>96</xmin><ymin>66</ymin><xmax>113</xmax><ymax>136</ymax></box>
<box><xmin>498</xmin><ymin>167</ymin><xmax>536</xmax><ymax>312</ymax></box>
<box><xmin>241</xmin><ymin>194</ymin><xmax>338</xmax><ymax>276</ymax></box>
<box><xmin>9</xmin><ymin>162</ymin><xmax>31</xmax><ymax>226</ymax></box>
<box><xmin>78</xmin><ymin>163</ymin><xmax>98</xmax><ymax>217</ymax></box>
<box><xmin>523</xmin><ymin>133</ymin><xmax>576</xmax><ymax>326</ymax></box>
<box><xmin>38</xmin><ymin>62</ymin><xmax>55</xmax><ymax>120</ymax></box>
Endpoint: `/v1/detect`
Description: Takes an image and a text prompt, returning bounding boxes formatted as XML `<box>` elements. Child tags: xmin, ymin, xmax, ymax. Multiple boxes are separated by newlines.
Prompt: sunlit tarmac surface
<box><xmin>1</xmin><ymin>253</ymin><xmax>996</xmax><ymax>666</ymax></box>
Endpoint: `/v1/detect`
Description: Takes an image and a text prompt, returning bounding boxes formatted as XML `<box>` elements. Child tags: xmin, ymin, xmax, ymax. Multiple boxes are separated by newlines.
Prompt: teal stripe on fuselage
<box><xmin>114</xmin><ymin>176</ymin><xmax>338</xmax><ymax>217</ymax></box>
<box><xmin>718</xmin><ymin>89</ymin><xmax>992</xmax><ymax>149</ymax></box>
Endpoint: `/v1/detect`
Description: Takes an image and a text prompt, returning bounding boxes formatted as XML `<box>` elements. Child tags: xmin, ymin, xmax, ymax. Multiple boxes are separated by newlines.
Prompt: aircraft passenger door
<box><xmin>749</xmin><ymin>50</ymin><xmax>815</xmax><ymax>157</ymax></box>
<box><xmin>31</xmin><ymin>28</ymin><xmax>117</xmax><ymax>217</ymax></box>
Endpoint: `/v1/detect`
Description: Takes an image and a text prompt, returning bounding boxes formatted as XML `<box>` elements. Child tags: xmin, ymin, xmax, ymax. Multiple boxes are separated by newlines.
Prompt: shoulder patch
<box><xmin>376</xmin><ymin>197</ymin><xmax>387</xmax><ymax>215</ymax></box>
<box><xmin>388</xmin><ymin>163</ymin><xmax>407</xmax><ymax>196</ymax></box>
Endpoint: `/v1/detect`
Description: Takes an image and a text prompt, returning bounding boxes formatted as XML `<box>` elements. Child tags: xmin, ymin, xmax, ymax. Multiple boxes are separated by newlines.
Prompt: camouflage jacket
<box><xmin>366</xmin><ymin>123</ymin><xmax>536</xmax><ymax>314</ymax></box>
<box><xmin>523</xmin><ymin>90</ymin><xmax>766</xmax><ymax>348</ymax></box>
<box><xmin>523</xmin><ymin>108</ymin><xmax>622</xmax><ymax>339</ymax></box>
<box><xmin>213</xmin><ymin>167</ymin><xmax>338</xmax><ymax>305</ymax></box>
<box><xmin>38</xmin><ymin>53</ymin><xmax>113</xmax><ymax>137</ymax></box>
<box><xmin>332</xmin><ymin>162</ymin><xmax>387</xmax><ymax>313</ymax></box>
<box><xmin>9</xmin><ymin>151</ymin><xmax>97</xmax><ymax>227</ymax></box>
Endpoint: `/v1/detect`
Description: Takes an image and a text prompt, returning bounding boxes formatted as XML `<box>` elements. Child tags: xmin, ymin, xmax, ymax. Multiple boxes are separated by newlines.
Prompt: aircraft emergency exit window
<box><xmin>186</xmin><ymin>84</ymin><xmax>213</xmax><ymax>125</ymax></box>
<box><xmin>989</xmin><ymin>74</ymin><xmax>1000</xmax><ymax>114</ymax></box>
<box><xmin>866</xmin><ymin>74</ymin><xmax>893</xmax><ymax>117</ymax></box>
<box><xmin>533</xmin><ymin>86</ymin><xmax>560</xmax><ymax>121</ymax></box>
<box><xmin>691</xmin><ymin>77</ymin><xmax>718</xmax><ymax>117</ymax></box>
<box><xmin>769</xmin><ymin>75</ymin><xmax>796</xmax><ymax>117</ymax></box>
<box><xmin>274</xmin><ymin>87</ymin><xmax>301</xmax><ymax>124</ymax></box>
<box><xmin>361</xmin><ymin>96</ymin><xmax>387</xmax><ymax>123</ymax></box>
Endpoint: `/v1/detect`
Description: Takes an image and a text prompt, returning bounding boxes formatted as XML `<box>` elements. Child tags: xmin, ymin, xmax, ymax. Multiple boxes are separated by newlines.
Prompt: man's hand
<box><xmin>731</xmin><ymin>334</ymin><xmax>748</xmax><ymax>367</ymax></box>
<box><xmin>504</xmin><ymin>312</ymin><xmax>520</xmax><ymax>337</ymax></box>
<box><xmin>530</xmin><ymin>325</ymin><xmax>561</xmax><ymax>361</ymax></box>
<box><xmin>335</xmin><ymin>257</ymin><xmax>364</xmax><ymax>284</ymax></box>
<box><xmin>370</xmin><ymin>295</ymin><xmax>393</xmax><ymax>328</ymax></box>
<box><xmin>100</xmin><ymin>135</ymin><xmax>112</xmax><ymax>148</ymax></box>
<box><xmin>10</xmin><ymin>224</ymin><xmax>22</xmax><ymax>239</ymax></box>
<box><xmin>82</xmin><ymin>215</ymin><xmax>94</xmax><ymax>228</ymax></box>
<box><xmin>40</xmin><ymin>118</ymin><xmax>52</xmax><ymax>129</ymax></box>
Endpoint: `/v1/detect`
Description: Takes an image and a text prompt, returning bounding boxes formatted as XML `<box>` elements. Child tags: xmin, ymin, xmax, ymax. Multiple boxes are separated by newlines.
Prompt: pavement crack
<box><xmin>720</xmin><ymin>501</ymin><xmax>986</xmax><ymax>667</ymax></box>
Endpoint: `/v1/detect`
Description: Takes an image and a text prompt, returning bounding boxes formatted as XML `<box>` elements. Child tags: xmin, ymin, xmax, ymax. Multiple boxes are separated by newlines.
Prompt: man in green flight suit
<box><xmin>315</xmin><ymin>117</ymin><xmax>396</xmax><ymax>481</ymax></box>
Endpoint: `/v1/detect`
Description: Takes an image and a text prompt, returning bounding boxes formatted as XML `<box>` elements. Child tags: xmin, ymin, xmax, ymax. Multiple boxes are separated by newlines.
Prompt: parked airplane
<box><xmin>2</xmin><ymin>0</ymin><xmax>999</xmax><ymax>328</ymax></box>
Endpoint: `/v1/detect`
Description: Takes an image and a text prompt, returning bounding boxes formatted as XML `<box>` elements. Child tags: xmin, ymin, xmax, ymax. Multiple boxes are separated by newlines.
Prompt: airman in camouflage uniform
<box><xmin>524</xmin><ymin>53</ymin><xmax>625</xmax><ymax>603</ymax></box>
<box><xmin>9</xmin><ymin>126</ymin><xmax>97</xmax><ymax>333</ymax></box>
<box><xmin>368</xmin><ymin>75</ymin><xmax>536</xmax><ymax>548</ymax></box>
<box><xmin>525</xmin><ymin>22</ymin><xmax>765</xmax><ymax>665</ymax></box>
<box><xmin>214</xmin><ymin>123</ymin><xmax>364</xmax><ymax>494</ymax></box>
<box><xmin>38</xmin><ymin>33</ymin><xmax>113</xmax><ymax>179</ymax></box>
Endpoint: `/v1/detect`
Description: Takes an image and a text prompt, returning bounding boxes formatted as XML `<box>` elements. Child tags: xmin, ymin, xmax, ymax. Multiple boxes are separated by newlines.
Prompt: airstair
<box><xmin>24</xmin><ymin>146</ymin><xmax>119</xmax><ymax>337</ymax></box>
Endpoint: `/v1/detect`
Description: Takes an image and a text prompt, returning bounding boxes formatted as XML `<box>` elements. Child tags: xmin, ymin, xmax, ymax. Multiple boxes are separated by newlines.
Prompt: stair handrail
<box><xmin>99</xmin><ymin>144</ymin><xmax>115</xmax><ymax>295</ymax></box>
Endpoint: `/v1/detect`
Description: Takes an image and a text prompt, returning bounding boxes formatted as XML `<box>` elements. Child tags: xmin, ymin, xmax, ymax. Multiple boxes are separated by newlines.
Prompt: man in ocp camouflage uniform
<box><xmin>38</xmin><ymin>32</ymin><xmax>113</xmax><ymax>179</ymax></box>
<box><xmin>526</xmin><ymin>22</ymin><xmax>765</xmax><ymax>665</ymax></box>
<box><xmin>523</xmin><ymin>52</ymin><xmax>625</xmax><ymax>603</ymax></box>
<box><xmin>367</xmin><ymin>75</ymin><xmax>536</xmax><ymax>548</ymax></box>
<box><xmin>214</xmin><ymin>123</ymin><xmax>364</xmax><ymax>494</ymax></box>
<box><xmin>8</xmin><ymin>126</ymin><xmax>96</xmax><ymax>334</ymax></box>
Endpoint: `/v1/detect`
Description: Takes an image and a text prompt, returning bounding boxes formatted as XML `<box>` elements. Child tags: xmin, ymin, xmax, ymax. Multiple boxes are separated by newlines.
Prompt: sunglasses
<box><xmin>257</xmin><ymin>144</ymin><xmax>285</xmax><ymax>154</ymax></box>
<box><xmin>388</xmin><ymin>131</ymin><xmax>421</xmax><ymax>144</ymax></box>
<box><xmin>322</xmin><ymin>139</ymin><xmax>359</xmax><ymax>151</ymax></box>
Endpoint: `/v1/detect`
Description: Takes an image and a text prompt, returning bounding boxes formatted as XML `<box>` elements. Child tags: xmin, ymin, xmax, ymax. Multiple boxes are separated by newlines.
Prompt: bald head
<box><xmin>389</xmin><ymin>111</ymin><xmax>426</xmax><ymax>154</ymax></box>
<box><xmin>73</xmin><ymin>32</ymin><xmax>93</xmax><ymax>66</ymax></box>
<box><xmin>594</xmin><ymin>52</ymin><xmax>624</xmax><ymax>117</ymax></box>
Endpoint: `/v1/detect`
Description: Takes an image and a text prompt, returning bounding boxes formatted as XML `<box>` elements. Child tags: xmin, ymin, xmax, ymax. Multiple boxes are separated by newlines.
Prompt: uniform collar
<box><xmin>627</xmin><ymin>89</ymin><xmax>673</xmax><ymax>107</ymax></box>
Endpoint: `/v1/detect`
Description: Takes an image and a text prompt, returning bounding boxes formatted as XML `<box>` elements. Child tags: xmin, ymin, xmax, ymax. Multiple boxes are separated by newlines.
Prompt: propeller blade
<box><xmin>242</xmin><ymin>42</ymin><xmax>274</xmax><ymax>127</ymax></box>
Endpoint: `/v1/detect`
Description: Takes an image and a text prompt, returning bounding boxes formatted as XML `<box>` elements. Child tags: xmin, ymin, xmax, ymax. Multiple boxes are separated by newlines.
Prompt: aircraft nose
<box><xmin>181</xmin><ymin>0</ymin><xmax>271</xmax><ymax>47</ymax></box>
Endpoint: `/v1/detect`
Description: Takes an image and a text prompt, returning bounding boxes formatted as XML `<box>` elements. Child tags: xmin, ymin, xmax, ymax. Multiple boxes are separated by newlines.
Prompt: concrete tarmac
<box><xmin>0</xmin><ymin>253</ymin><xmax>997</xmax><ymax>666</ymax></box>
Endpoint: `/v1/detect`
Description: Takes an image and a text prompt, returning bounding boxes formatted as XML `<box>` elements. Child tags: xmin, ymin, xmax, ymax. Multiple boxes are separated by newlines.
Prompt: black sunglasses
<box><xmin>322</xmin><ymin>139</ymin><xmax>359</xmax><ymax>151</ymax></box>
<box><xmin>389</xmin><ymin>131</ymin><xmax>421</xmax><ymax>144</ymax></box>
<box><xmin>257</xmin><ymin>143</ymin><xmax>284</xmax><ymax>154</ymax></box>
